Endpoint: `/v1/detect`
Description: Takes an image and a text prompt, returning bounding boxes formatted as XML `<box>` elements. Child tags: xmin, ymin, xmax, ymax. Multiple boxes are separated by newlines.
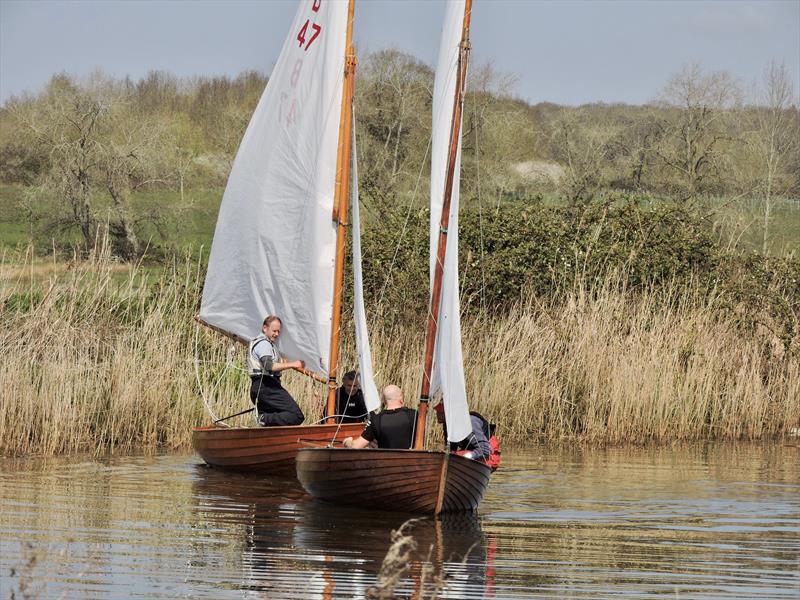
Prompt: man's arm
<box><xmin>344</xmin><ymin>419</ymin><xmax>376</xmax><ymax>448</ymax></box>
<box><xmin>253</xmin><ymin>341</ymin><xmax>304</xmax><ymax>373</ymax></box>
<box><xmin>269</xmin><ymin>359</ymin><xmax>304</xmax><ymax>372</ymax></box>
<box><xmin>343</xmin><ymin>436</ymin><xmax>370</xmax><ymax>449</ymax></box>
<box><xmin>258</xmin><ymin>355</ymin><xmax>304</xmax><ymax>373</ymax></box>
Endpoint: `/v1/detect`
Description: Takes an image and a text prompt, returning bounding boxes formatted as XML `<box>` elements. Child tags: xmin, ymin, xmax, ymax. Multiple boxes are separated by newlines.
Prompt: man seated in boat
<box><xmin>248</xmin><ymin>315</ymin><xmax>305</xmax><ymax>426</ymax></box>
<box><xmin>342</xmin><ymin>385</ymin><xmax>415</xmax><ymax>449</ymax></box>
<box><xmin>322</xmin><ymin>370</ymin><xmax>369</xmax><ymax>424</ymax></box>
<box><xmin>434</xmin><ymin>402</ymin><xmax>500</xmax><ymax>470</ymax></box>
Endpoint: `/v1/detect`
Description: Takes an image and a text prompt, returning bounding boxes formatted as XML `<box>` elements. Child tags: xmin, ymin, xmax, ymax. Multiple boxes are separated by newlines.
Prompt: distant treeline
<box><xmin>0</xmin><ymin>51</ymin><xmax>797</xmax><ymax>257</ymax></box>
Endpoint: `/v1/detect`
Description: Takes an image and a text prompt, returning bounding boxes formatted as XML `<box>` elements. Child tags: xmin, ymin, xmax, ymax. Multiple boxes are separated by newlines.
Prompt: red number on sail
<box><xmin>278</xmin><ymin>91</ymin><xmax>288</xmax><ymax>123</ymax></box>
<box><xmin>297</xmin><ymin>20</ymin><xmax>321</xmax><ymax>51</ymax></box>
<box><xmin>306</xmin><ymin>23</ymin><xmax>322</xmax><ymax>50</ymax></box>
<box><xmin>286</xmin><ymin>99</ymin><xmax>298</xmax><ymax>126</ymax></box>
<box><xmin>290</xmin><ymin>59</ymin><xmax>302</xmax><ymax>87</ymax></box>
<box><xmin>311</xmin><ymin>0</ymin><xmax>321</xmax><ymax>12</ymax></box>
<box><xmin>297</xmin><ymin>20</ymin><xmax>309</xmax><ymax>47</ymax></box>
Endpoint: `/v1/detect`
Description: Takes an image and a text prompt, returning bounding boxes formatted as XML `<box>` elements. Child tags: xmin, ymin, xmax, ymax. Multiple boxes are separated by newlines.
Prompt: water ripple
<box><xmin>1</xmin><ymin>443</ymin><xmax>798</xmax><ymax>599</ymax></box>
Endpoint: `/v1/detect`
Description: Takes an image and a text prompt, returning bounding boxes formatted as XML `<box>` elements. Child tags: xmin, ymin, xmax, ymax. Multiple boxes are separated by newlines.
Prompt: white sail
<box><xmin>199</xmin><ymin>0</ymin><xmax>349</xmax><ymax>373</ymax></box>
<box><xmin>350</xmin><ymin>115</ymin><xmax>380</xmax><ymax>413</ymax></box>
<box><xmin>429</xmin><ymin>0</ymin><xmax>471</xmax><ymax>443</ymax></box>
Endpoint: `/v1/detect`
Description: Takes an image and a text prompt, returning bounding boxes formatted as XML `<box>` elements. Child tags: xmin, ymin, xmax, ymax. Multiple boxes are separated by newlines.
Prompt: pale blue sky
<box><xmin>1</xmin><ymin>0</ymin><xmax>798</xmax><ymax>106</ymax></box>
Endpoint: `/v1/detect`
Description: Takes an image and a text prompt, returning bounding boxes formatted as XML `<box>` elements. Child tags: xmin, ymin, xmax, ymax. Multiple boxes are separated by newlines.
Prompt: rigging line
<box><xmin>373</xmin><ymin>51</ymin><xmax>460</xmax><ymax>315</ymax></box>
<box><xmin>317</xmin><ymin>385</ymin><xmax>353</xmax><ymax>445</ymax></box>
<box><xmin>193</xmin><ymin>322</ymin><xmax>224</xmax><ymax>425</ymax></box>
<box><xmin>410</xmin><ymin>406</ymin><xmax>418</xmax><ymax>450</ymax></box>
<box><xmin>193</xmin><ymin>358</ymin><xmax>248</xmax><ymax>373</ymax></box>
<box><xmin>375</xmin><ymin>135</ymin><xmax>433</xmax><ymax>313</ymax></box>
<box><xmin>472</xmin><ymin>91</ymin><xmax>488</xmax><ymax>314</ymax></box>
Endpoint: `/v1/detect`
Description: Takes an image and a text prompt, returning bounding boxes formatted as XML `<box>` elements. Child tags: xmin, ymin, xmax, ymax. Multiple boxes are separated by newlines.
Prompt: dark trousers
<box><xmin>250</xmin><ymin>376</ymin><xmax>304</xmax><ymax>426</ymax></box>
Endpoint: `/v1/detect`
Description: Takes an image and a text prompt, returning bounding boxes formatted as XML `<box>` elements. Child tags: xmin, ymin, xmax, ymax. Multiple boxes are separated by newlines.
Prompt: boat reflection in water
<box><xmin>191</xmin><ymin>465</ymin><xmax>496</xmax><ymax>599</ymax></box>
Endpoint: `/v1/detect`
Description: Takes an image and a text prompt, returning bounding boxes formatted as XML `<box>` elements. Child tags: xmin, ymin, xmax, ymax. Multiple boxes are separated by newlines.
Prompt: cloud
<box><xmin>689</xmin><ymin>4</ymin><xmax>770</xmax><ymax>35</ymax></box>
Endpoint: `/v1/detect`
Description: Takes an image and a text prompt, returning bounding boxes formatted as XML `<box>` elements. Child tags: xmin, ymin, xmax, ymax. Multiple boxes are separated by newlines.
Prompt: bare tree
<box><xmin>548</xmin><ymin>107</ymin><xmax>615</xmax><ymax>204</ymax></box>
<box><xmin>11</xmin><ymin>75</ymin><xmax>104</xmax><ymax>246</ymax></box>
<box><xmin>355</xmin><ymin>49</ymin><xmax>433</xmax><ymax>208</ymax></box>
<box><xmin>461</xmin><ymin>61</ymin><xmax>539</xmax><ymax>205</ymax></box>
<box><xmin>607</xmin><ymin>108</ymin><xmax>662</xmax><ymax>191</ymax></box>
<box><xmin>746</xmin><ymin>62</ymin><xmax>799</xmax><ymax>254</ymax></box>
<box><xmin>10</xmin><ymin>73</ymin><xmax>169</xmax><ymax>256</ymax></box>
<box><xmin>656</xmin><ymin>63</ymin><xmax>741</xmax><ymax>202</ymax></box>
<box><xmin>99</xmin><ymin>107</ymin><xmax>169</xmax><ymax>256</ymax></box>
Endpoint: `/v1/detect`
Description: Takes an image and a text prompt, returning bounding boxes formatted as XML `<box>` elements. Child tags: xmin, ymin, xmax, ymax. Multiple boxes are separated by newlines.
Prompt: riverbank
<box><xmin>1</xmin><ymin>244</ymin><xmax>797</xmax><ymax>456</ymax></box>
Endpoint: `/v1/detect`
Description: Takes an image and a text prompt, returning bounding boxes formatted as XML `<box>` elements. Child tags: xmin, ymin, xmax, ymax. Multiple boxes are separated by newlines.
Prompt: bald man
<box><xmin>343</xmin><ymin>385</ymin><xmax>416</xmax><ymax>449</ymax></box>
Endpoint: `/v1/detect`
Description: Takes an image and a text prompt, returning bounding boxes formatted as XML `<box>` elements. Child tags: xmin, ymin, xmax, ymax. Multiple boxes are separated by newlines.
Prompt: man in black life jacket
<box><xmin>322</xmin><ymin>370</ymin><xmax>369</xmax><ymax>423</ymax></box>
<box><xmin>342</xmin><ymin>385</ymin><xmax>415</xmax><ymax>449</ymax></box>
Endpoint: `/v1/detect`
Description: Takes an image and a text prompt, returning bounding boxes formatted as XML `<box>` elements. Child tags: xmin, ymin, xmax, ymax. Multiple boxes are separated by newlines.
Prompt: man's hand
<box><xmin>343</xmin><ymin>437</ymin><xmax>354</xmax><ymax>448</ymax></box>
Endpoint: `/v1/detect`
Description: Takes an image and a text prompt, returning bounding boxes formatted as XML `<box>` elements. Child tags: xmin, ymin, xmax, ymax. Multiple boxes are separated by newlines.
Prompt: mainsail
<box><xmin>199</xmin><ymin>0</ymin><xmax>349</xmax><ymax>374</ymax></box>
<box><xmin>429</xmin><ymin>0</ymin><xmax>472</xmax><ymax>443</ymax></box>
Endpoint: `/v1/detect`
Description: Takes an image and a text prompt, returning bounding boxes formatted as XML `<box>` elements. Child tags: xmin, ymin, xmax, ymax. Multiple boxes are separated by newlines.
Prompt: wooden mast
<box><xmin>414</xmin><ymin>0</ymin><xmax>472</xmax><ymax>450</ymax></box>
<box><xmin>326</xmin><ymin>0</ymin><xmax>357</xmax><ymax>424</ymax></box>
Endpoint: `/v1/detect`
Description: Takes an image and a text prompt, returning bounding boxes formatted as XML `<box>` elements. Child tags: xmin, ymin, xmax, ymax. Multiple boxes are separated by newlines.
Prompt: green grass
<box><xmin>0</xmin><ymin>184</ymin><xmax>34</xmax><ymax>247</ymax></box>
<box><xmin>130</xmin><ymin>188</ymin><xmax>222</xmax><ymax>250</ymax></box>
<box><xmin>0</xmin><ymin>184</ymin><xmax>222</xmax><ymax>254</ymax></box>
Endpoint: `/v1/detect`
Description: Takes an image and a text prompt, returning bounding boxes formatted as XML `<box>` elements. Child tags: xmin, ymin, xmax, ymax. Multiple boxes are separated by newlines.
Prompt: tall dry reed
<box><xmin>0</xmin><ymin>246</ymin><xmax>797</xmax><ymax>456</ymax></box>
<box><xmin>0</xmin><ymin>241</ymin><xmax>233</xmax><ymax>454</ymax></box>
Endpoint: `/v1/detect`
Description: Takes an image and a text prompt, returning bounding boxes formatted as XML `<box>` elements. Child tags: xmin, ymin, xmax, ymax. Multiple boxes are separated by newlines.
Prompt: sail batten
<box><xmin>199</xmin><ymin>0</ymin><xmax>349</xmax><ymax>372</ymax></box>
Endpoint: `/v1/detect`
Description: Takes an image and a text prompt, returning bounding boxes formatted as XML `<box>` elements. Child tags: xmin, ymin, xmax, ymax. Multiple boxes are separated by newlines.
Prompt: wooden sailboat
<box><xmin>297</xmin><ymin>0</ymin><xmax>492</xmax><ymax>513</ymax></box>
<box><xmin>192</xmin><ymin>0</ymin><xmax>381</xmax><ymax>475</ymax></box>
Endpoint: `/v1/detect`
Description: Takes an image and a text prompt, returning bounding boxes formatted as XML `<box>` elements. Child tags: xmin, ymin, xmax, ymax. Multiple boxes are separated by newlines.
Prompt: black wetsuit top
<box><xmin>360</xmin><ymin>407</ymin><xmax>416</xmax><ymax>449</ymax></box>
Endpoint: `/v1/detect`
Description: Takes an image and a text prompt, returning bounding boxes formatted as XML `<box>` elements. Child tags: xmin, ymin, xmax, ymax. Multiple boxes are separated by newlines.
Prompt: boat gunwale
<box><xmin>192</xmin><ymin>422</ymin><xmax>365</xmax><ymax>434</ymax></box>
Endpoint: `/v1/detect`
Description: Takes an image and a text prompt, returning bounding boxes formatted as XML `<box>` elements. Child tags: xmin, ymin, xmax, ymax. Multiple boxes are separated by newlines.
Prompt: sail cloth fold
<box><xmin>429</xmin><ymin>0</ymin><xmax>472</xmax><ymax>443</ymax></box>
<box><xmin>351</xmin><ymin>112</ymin><xmax>380</xmax><ymax>413</ymax></box>
<box><xmin>199</xmin><ymin>0</ymin><xmax>349</xmax><ymax>373</ymax></box>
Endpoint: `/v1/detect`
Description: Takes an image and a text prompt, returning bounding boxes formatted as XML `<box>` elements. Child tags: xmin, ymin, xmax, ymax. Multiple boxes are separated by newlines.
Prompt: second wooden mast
<box><xmin>326</xmin><ymin>0</ymin><xmax>357</xmax><ymax>423</ymax></box>
<box><xmin>414</xmin><ymin>0</ymin><xmax>473</xmax><ymax>449</ymax></box>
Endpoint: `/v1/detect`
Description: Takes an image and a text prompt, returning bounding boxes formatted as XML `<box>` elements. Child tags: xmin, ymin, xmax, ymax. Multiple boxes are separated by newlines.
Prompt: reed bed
<box><xmin>0</xmin><ymin>245</ymin><xmax>797</xmax><ymax>456</ymax></box>
<box><xmin>463</xmin><ymin>281</ymin><xmax>799</xmax><ymax>443</ymax></box>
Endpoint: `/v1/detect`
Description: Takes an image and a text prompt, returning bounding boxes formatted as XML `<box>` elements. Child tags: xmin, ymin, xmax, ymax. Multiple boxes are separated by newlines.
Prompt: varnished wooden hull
<box><xmin>295</xmin><ymin>448</ymin><xmax>491</xmax><ymax>514</ymax></box>
<box><xmin>192</xmin><ymin>423</ymin><xmax>365</xmax><ymax>476</ymax></box>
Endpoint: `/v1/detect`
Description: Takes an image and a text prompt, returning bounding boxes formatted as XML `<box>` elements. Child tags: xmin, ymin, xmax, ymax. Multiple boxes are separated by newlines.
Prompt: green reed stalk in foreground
<box><xmin>0</xmin><ymin>245</ymin><xmax>797</xmax><ymax>456</ymax></box>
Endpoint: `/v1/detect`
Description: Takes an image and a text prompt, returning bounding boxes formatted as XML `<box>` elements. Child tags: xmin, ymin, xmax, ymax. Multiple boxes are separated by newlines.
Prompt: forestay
<box><xmin>199</xmin><ymin>0</ymin><xmax>348</xmax><ymax>373</ymax></box>
<box><xmin>429</xmin><ymin>0</ymin><xmax>471</xmax><ymax>443</ymax></box>
<box><xmin>350</xmin><ymin>115</ymin><xmax>380</xmax><ymax>412</ymax></box>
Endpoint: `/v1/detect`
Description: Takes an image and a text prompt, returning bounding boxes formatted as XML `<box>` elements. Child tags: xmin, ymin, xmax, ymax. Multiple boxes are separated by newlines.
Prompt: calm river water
<box><xmin>1</xmin><ymin>443</ymin><xmax>798</xmax><ymax>599</ymax></box>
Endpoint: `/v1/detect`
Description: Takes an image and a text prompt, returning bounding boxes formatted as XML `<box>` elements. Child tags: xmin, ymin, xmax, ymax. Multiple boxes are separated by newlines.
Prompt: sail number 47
<box><xmin>297</xmin><ymin>0</ymin><xmax>322</xmax><ymax>51</ymax></box>
<box><xmin>297</xmin><ymin>21</ymin><xmax>321</xmax><ymax>51</ymax></box>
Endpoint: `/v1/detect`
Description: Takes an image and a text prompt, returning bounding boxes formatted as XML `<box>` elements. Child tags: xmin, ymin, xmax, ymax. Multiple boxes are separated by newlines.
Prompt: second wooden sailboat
<box><xmin>297</xmin><ymin>0</ymin><xmax>492</xmax><ymax>513</ymax></box>
<box><xmin>192</xmin><ymin>0</ymin><xmax>381</xmax><ymax>475</ymax></box>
